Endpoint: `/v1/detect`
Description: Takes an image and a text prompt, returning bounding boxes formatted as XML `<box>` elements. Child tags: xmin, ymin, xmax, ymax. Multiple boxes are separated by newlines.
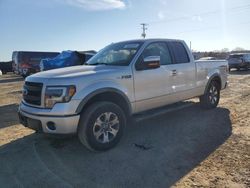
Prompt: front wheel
<box><xmin>78</xmin><ymin>102</ymin><xmax>126</xmax><ymax>151</ymax></box>
<box><xmin>200</xmin><ymin>81</ymin><xmax>220</xmax><ymax>109</ymax></box>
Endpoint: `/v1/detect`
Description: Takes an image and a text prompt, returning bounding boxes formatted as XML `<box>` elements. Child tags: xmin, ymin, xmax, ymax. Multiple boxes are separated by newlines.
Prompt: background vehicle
<box><xmin>12</xmin><ymin>51</ymin><xmax>59</xmax><ymax>77</ymax></box>
<box><xmin>198</xmin><ymin>57</ymin><xmax>216</xmax><ymax>60</ymax></box>
<box><xmin>18</xmin><ymin>39</ymin><xmax>228</xmax><ymax>151</ymax></box>
<box><xmin>12</xmin><ymin>51</ymin><xmax>18</xmax><ymax>74</ymax></box>
<box><xmin>0</xmin><ymin>61</ymin><xmax>13</xmax><ymax>74</ymax></box>
<box><xmin>228</xmin><ymin>53</ymin><xmax>250</xmax><ymax>71</ymax></box>
<box><xmin>40</xmin><ymin>50</ymin><xmax>96</xmax><ymax>71</ymax></box>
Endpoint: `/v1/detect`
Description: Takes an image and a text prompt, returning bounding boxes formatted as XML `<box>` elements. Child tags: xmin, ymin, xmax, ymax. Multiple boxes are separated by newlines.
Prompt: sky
<box><xmin>0</xmin><ymin>0</ymin><xmax>250</xmax><ymax>61</ymax></box>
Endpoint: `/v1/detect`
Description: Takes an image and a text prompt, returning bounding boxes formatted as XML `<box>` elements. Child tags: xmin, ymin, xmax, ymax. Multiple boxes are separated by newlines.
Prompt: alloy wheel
<box><xmin>209</xmin><ymin>85</ymin><xmax>218</xmax><ymax>104</ymax></box>
<box><xmin>93</xmin><ymin>112</ymin><xmax>120</xmax><ymax>143</ymax></box>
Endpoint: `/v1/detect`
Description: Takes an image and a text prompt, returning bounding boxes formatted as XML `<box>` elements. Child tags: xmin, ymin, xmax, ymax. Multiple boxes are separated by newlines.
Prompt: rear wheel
<box><xmin>200</xmin><ymin>81</ymin><xmax>220</xmax><ymax>109</ymax></box>
<box><xmin>78</xmin><ymin>102</ymin><xmax>126</xmax><ymax>151</ymax></box>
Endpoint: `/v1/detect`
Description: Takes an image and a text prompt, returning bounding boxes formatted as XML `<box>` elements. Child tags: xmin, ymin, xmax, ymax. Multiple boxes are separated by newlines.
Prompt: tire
<box><xmin>78</xmin><ymin>101</ymin><xmax>126</xmax><ymax>151</ymax></box>
<box><xmin>199</xmin><ymin>80</ymin><xmax>220</xmax><ymax>109</ymax></box>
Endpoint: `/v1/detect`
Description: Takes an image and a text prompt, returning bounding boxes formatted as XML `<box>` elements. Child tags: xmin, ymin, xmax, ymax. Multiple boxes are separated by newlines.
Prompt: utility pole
<box><xmin>141</xmin><ymin>23</ymin><xmax>148</xmax><ymax>38</ymax></box>
<box><xmin>190</xmin><ymin>41</ymin><xmax>192</xmax><ymax>51</ymax></box>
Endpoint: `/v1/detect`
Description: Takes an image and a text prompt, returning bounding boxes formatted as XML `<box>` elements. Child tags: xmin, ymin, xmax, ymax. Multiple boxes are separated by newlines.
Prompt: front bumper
<box><xmin>18</xmin><ymin>108</ymin><xmax>80</xmax><ymax>134</ymax></box>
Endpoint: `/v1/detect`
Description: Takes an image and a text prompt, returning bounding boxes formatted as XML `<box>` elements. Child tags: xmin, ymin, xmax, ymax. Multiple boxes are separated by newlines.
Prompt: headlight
<box><xmin>44</xmin><ymin>85</ymin><xmax>76</xmax><ymax>108</ymax></box>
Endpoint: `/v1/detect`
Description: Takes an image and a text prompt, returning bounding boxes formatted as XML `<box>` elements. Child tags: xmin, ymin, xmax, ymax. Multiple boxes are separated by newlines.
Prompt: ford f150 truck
<box><xmin>18</xmin><ymin>39</ymin><xmax>228</xmax><ymax>151</ymax></box>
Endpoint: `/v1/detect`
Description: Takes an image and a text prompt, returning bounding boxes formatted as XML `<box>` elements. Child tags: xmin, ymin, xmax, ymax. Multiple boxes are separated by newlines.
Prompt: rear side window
<box><xmin>243</xmin><ymin>54</ymin><xmax>250</xmax><ymax>61</ymax></box>
<box><xmin>168</xmin><ymin>42</ymin><xmax>190</xmax><ymax>64</ymax></box>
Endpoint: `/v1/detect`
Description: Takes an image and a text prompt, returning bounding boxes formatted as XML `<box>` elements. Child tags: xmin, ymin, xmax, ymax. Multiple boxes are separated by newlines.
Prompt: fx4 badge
<box><xmin>118</xmin><ymin>75</ymin><xmax>132</xmax><ymax>79</ymax></box>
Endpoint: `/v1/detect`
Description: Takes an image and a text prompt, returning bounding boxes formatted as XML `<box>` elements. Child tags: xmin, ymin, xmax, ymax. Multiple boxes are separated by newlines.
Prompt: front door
<box><xmin>133</xmin><ymin>42</ymin><xmax>174</xmax><ymax>112</ymax></box>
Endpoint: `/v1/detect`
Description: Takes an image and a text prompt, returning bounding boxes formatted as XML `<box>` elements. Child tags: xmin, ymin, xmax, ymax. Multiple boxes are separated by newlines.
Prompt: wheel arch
<box><xmin>204</xmin><ymin>74</ymin><xmax>222</xmax><ymax>94</ymax></box>
<box><xmin>75</xmin><ymin>88</ymin><xmax>132</xmax><ymax>117</ymax></box>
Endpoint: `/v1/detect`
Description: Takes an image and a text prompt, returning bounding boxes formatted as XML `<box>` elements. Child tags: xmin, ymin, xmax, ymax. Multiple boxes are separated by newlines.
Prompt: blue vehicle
<box><xmin>40</xmin><ymin>50</ymin><xmax>96</xmax><ymax>71</ymax></box>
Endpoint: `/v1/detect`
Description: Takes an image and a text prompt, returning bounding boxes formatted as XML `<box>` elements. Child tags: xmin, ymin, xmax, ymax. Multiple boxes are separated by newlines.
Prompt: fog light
<box><xmin>47</xmin><ymin>121</ymin><xmax>56</xmax><ymax>130</ymax></box>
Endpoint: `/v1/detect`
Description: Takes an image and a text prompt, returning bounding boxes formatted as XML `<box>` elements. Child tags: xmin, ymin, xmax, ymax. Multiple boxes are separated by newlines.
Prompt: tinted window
<box><xmin>168</xmin><ymin>42</ymin><xmax>190</xmax><ymax>64</ymax></box>
<box><xmin>141</xmin><ymin>42</ymin><xmax>172</xmax><ymax>65</ymax></box>
<box><xmin>19</xmin><ymin>52</ymin><xmax>58</xmax><ymax>63</ymax></box>
<box><xmin>229</xmin><ymin>54</ymin><xmax>243</xmax><ymax>59</ymax></box>
<box><xmin>243</xmin><ymin>54</ymin><xmax>250</xmax><ymax>61</ymax></box>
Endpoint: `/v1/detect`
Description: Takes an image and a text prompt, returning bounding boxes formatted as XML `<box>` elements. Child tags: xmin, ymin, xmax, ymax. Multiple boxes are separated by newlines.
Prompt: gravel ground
<box><xmin>0</xmin><ymin>71</ymin><xmax>249</xmax><ymax>188</ymax></box>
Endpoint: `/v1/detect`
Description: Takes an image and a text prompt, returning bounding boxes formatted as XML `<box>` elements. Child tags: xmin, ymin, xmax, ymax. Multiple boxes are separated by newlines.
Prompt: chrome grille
<box><xmin>23</xmin><ymin>82</ymin><xmax>43</xmax><ymax>106</ymax></box>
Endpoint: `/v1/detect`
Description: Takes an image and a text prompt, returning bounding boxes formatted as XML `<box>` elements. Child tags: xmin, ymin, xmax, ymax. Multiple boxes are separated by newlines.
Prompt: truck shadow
<box><xmin>0</xmin><ymin>104</ymin><xmax>232</xmax><ymax>188</ymax></box>
<box><xmin>0</xmin><ymin>104</ymin><xmax>19</xmax><ymax>129</ymax></box>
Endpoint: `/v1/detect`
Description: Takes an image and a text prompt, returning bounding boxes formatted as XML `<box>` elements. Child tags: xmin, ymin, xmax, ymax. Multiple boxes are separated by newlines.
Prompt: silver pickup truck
<box><xmin>18</xmin><ymin>39</ymin><xmax>228</xmax><ymax>151</ymax></box>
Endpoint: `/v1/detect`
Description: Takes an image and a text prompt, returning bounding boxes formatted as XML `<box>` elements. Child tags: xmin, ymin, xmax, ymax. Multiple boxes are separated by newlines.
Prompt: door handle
<box><xmin>172</xmin><ymin>70</ymin><xmax>177</xmax><ymax>76</ymax></box>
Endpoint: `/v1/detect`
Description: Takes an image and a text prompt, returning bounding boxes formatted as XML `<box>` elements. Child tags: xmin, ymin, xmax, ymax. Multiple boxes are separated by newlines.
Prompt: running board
<box><xmin>133</xmin><ymin>101</ymin><xmax>195</xmax><ymax>122</ymax></box>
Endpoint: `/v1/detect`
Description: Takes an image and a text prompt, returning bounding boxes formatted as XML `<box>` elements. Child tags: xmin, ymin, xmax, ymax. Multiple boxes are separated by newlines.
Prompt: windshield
<box><xmin>86</xmin><ymin>42</ymin><xmax>142</xmax><ymax>66</ymax></box>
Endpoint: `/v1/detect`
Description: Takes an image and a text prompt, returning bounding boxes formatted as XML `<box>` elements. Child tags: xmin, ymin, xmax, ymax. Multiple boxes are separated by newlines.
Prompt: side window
<box><xmin>168</xmin><ymin>42</ymin><xmax>190</xmax><ymax>64</ymax></box>
<box><xmin>141</xmin><ymin>42</ymin><xmax>172</xmax><ymax>65</ymax></box>
<box><xmin>244</xmin><ymin>54</ymin><xmax>250</xmax><ymax>61</ymax></box>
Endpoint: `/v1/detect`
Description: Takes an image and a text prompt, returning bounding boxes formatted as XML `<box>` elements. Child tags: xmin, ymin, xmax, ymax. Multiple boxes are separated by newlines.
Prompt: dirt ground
<box><xmin>0</xmin><ymin>71</ymin><xmax>249</xmax><ymax>188</ymax></box>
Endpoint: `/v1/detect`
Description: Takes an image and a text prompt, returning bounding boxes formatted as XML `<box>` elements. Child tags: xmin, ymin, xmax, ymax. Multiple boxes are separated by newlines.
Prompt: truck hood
<box><xmin>29</xmin><ymin>65</ymin><xmax>118</xmax><ymax>79</ymax></box>
<box><xmin>25</xmin><ymin>65</ymin><xmax>130</xmax><ymax>85</ymax></box>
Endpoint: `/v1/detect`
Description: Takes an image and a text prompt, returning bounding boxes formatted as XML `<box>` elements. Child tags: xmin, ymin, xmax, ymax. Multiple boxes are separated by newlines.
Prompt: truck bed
<box><xmin>195</xmin><ymin>59</ymin><xmax>228</xmax><ymax>90</ymax></box>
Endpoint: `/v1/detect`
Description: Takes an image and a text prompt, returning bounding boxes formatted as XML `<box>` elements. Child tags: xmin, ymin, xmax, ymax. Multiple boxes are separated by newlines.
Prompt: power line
<box><xmin>148</xmin><ymin>4</ymin><xmax>250</xmax><ymax>25</ymax></box>
<box><xmin>151</xmin><ymin>20</ymin><xmax>250</xmax><ymax>37</ymax></box>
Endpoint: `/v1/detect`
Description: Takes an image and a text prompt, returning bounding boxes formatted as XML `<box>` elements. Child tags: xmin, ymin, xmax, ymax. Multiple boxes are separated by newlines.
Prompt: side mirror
<box><xmin>136</xmin><ymin>56</ymin><xmax>160</xmax><ymax>70</ymax></box>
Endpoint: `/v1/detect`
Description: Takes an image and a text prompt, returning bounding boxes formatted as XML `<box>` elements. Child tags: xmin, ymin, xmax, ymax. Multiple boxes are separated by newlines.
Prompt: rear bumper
<box><xmin>18</xmin><ymin>108</ymin><xmax>80</xmax><ymax>134</ymax></box>
<box><xmin>223</xmin><ymin>81</ymin><xmax>228</xmax><ymax>90</ymax></box>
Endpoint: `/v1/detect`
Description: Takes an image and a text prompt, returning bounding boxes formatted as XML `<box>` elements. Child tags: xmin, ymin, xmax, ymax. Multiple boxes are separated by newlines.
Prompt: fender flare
<box><xmin>75</xmin><ymin>87</ymin><xmax>132</xmax><ymax>114</ymax></box>
<box><xmin>204</xmin><ymin>73</ymin><xmax>222</xmax><ymax>94</ymax></box>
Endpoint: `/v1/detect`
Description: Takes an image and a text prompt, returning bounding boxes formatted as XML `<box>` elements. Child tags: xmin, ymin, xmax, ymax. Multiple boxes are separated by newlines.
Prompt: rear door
<box><xmin>167</xmin><ymin>41</ymin><xmax>196</xmax><ymax>98</ymax></box>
